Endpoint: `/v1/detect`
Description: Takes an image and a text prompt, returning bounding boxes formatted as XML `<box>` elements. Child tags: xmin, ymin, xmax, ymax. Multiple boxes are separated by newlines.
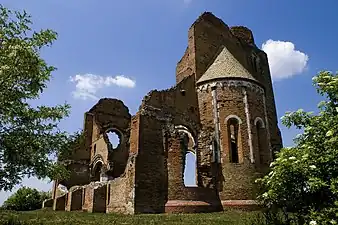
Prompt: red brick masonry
<box><xmin>165</xmin><ymin>200</ymin><xmax>260</xmax><ymax>213</ymax></box>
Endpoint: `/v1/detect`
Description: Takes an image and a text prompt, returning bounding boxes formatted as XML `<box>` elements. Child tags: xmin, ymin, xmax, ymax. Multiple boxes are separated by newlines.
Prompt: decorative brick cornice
<box><xmin>196</xmin><ymin>79</ymin><xmax>264</xmax><ymax>94</ymax></box>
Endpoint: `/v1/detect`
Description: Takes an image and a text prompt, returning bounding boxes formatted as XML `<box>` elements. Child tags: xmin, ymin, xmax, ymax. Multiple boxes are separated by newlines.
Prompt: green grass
<box><xmin>0</xmin><ymin>209</ymin><xmax>264</xmax><ymax>225</ymax></box>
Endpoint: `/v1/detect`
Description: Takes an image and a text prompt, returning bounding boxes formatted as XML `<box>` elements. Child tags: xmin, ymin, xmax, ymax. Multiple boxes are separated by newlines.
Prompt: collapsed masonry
<box><xmin>44</xmin><ymin>12</ymin><xmax>283</xmax><ymax>214</ymax></box>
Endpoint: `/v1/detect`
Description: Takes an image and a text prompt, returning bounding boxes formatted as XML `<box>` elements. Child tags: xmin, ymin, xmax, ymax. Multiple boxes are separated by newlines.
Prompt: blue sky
<box><xmin>1</xmin><ymin>0</ymin><xmax>337</xmax><ymax>204</ymax></box>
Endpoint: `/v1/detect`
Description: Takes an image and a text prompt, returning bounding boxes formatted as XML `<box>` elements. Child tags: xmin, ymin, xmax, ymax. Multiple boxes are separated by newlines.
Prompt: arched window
<box><xmin>93</xmin><ymin>161</ymin><xmax>103</xmax><ymax>181</ymax></box>
<box><xmin>175</xmin><ymin>125</ymin><xmax>197</xmax><ymax>187</ymax></box>
<box><xmin>228</xmin><ymin>118</ymin><xmax>239</xmax><ymax>163</ymax></box>
<box><xmin>184</xmin><ymin>151</ymin><xmax>197</xmax><ymax>187</ymax></box>
<box><xmin>255</xmin><ymin>117</ymin><xmax>267</xmax><ymax>164</ymax></box>
<box><xmin>225</xmin><ymin>115</ymin><xmax>242</xmax><ymax>163</ymax></box>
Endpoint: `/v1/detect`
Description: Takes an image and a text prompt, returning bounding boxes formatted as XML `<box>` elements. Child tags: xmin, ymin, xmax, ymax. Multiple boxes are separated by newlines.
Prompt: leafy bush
<box><xmin>257</xmin><ymin>71</ymin><xmax>338</xmax><ymax>224</ymax></box>
<box><xmin>2</xmin><ymin>187</ymin><xmax>51</xmax><ymax>211</ymax></box>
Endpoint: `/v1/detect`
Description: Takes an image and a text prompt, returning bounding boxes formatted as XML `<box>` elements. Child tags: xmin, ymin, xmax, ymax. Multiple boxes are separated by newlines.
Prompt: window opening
<box><xmin>256</xmin><ymin>121</ymin><xmax>266</xmax><ymax>164</ymax></box>
<box><xmin>184</xmin><ymin>152</ymin><xmax>197</xmax><ymax>187</ymax></box>
<box><xmin>228</xmin><ymin>119</ymin><xmax>239</xmax><ymax>163</ymax></box>
<box><xmin>93</xmin><ymin>162</ymin><xmax>102</xmax><ymax>181</ymax></box>
<box><xmin>106</xmin><ymin>130</ymin><xmax>121</xmax><ymax>150</ymax></box>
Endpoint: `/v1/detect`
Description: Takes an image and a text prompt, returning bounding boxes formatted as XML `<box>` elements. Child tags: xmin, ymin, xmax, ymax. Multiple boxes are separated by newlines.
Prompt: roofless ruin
<box><xmin>43</xmin><ymin>12</ymin><xmax>283</xmax><ymax>214</ymax></box>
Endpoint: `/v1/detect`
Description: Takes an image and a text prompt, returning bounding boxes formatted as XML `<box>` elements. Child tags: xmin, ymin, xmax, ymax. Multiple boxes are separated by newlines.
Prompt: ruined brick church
<box><xmin>44</xmin><ymin>12</ymin><xmax>283</xmax><ymax>214</ymax></box>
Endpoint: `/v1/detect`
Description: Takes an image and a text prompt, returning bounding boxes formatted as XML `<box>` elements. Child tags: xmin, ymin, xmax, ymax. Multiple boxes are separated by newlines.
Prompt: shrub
<box><xmin>2</xmin><ymin>187</ymin><xmax>50</xmax><ymax>211</ymax></box>
<box><xmin>256</xmin><ymin>71</ymin><xmax>338</xmax><ymax>224</ymax></box>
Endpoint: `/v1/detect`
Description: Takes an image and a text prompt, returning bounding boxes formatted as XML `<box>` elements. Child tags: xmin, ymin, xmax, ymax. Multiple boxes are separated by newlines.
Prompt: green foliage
<box><xmin>2</xmin><ymin>187</ymin><xmax>50</xmax><ymax>211</ymax></box>
<box><xmin>57</xmin><ymin>131</ymin><xmax>84</xmax><ymax>162</ymax></box>
<box><xmin>0</xmin><ymin>5</ymin><xmax>74</xmax><ymax>191</ymax></box>
<box><xmin>257</xmin><ymin>71</ymin><xmax>338</xmax><ymax>224</ymax></box>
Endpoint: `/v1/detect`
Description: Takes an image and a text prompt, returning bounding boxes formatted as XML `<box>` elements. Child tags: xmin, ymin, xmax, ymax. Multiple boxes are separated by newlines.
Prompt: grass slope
<box><xmin>0</xmin><ymin>209</ymin><xmax>262</xmax><ymax>225</ymax></box>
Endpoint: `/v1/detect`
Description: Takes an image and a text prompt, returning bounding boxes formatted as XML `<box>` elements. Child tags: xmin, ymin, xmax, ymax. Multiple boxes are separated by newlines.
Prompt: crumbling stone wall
<box><xmin>177</xmin><ymin>11</ymin><xmax>282</xmax><ymax>163</ymax></box>
<box><xmin>66</xmin><ymin>186</ymin><xmax>83</xmax><ymax>211</ymax></box>
<box><xmin>135</xmin><ymin>74</ymin><xmax>201</xmax><ymax>210</ymax></box>
<box><xmin>230</xmin><ymin>26</ymin><xmax>255</xmax><ymax>45</ymax></box>
<box><xmin>53</xmin><ymin>194</ymin><xmax>66</xmax><ymax>211</ymax></box>
<box><xmin>106</xmin><ymin>154</ymin><xmax>136</xmax><ymax>214</ymax></box>
<box><xmin>88</xmin><ymin>99</ymin><xmax>131</xmax><ymax>180</ymax></box>
<box><xmin>133</xmin><ymin>114</ymin><xmax>167</xmax><ymax>213</ymax></box>
<box><xmin>176</xmin><ymin>28</ymin><xmax>196</xmax><ymax>84</ymax></box>
<box><xmin>93</xmin><ymin>184</ymin><xmax>107</xmax><ymax>213</ymax></box>
<box><xmin>167</xmin><ymin>132</ymin><xmax>185</xmax><ymax>198</ymax></box>
<box><xmin>82</xmin><ymin>184</ymin><xmax>95</xmax><ymax>212</ymax></box>
<box><xmin>49</xmin><ymin>11</ymin><xmax>283</xmax><ymax>215</ymax></box>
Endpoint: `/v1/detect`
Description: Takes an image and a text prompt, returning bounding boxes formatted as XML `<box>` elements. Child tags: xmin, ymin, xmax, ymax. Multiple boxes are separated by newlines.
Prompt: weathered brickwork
<box><xmin>42</xmin><ymin>199</ymin><xmax>53</xmax><ymax>208</ymax></box>
<box><xmin>45</xmin><ymin>12</ymin><xmax>282</xmax><ymax>214</ymax></box>
<box><xmin>53</xmin><ymin>194</ymin><xmax>66</xmax><ymax>211</ymax></box>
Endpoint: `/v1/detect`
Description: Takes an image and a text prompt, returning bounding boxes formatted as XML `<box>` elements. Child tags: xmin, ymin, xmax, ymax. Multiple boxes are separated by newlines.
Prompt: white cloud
<box><xmin>262</xmin><ymin>40</ymin><xmax>309</xmax><ymax>81</ymax></box>
<box><xmin>69</xmin><ymin>74</ymin><xmax>136</xmax><ymax>100</ymax></box>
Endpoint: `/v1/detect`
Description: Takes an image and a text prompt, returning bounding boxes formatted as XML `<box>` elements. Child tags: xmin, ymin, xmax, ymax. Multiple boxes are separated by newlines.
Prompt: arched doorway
<box><xmin>93</xmin><ymin>161</ymin><xmax>103</xmax><ymax>182</ymax></box>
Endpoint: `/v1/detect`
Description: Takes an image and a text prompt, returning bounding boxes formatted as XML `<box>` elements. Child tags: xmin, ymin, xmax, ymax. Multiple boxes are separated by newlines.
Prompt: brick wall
<box><xmin>197</xmin><ymin>81</ymin><xmax>272</xmax><ymax>200</ymax></box>
<box><xmin>93</xmin><ymin>185</ymin><xmax>107</xmax><ymax>213</ymax></box>
<box><xmin>106</xmin><ymin>154</ymin><xmax>136</xmax><ymax>214</ymax></box>
<box><xmin>53</xmin><ymin>194</ymin><xmax>66</xmax><ymax>211</ymax></box>
<box><xmin>134</xmin><ymin>114</ymin><xmax>167</xmax><ymax>213</ymax></box>
<box><xmin>52</xmin><ymin>12</ymin><xmax>283</xmax><ymax>215</ymax></box>
<box><xmin>89</xmin><ymin>98</ymin><xmax>131</xmax><ymax>180</ymax></box>
<box><xmin>82</xmin><ymin>185</ymin><xmax>94</xmax><ymax>212</ymax></box>
<box><xmin>66</xmin><ymin>187</ymin><xmax>82</xmax><ymax>211</ymax></box>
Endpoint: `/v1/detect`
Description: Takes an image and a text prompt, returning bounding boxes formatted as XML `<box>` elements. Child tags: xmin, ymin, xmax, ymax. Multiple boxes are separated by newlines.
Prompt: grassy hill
<box><xmin>0</xmin><ymin>209</ymin><xmax>263</xmax><ymax>225</ymax></box>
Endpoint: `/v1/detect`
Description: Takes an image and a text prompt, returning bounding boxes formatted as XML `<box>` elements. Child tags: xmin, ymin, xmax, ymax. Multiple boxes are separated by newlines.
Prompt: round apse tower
<box><xmin>196</xmin><ymin>44</ymin><xmax>272</xmax><ymax>200</ymax></box>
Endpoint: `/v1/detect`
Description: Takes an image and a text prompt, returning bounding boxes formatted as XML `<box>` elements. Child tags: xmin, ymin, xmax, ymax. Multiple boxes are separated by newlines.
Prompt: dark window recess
<box><xmin>228</xmin><ymin>118</ymin><xmax>240</xmax><ymax>163</ymax></box>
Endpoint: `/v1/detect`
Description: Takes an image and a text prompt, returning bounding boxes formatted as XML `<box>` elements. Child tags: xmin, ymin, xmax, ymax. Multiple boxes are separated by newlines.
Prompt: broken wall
<box><xmin>66</xmin><ymin>187</ymin><xmax>83</xmax><ymax>211</ymax></box>
<box><xmin>132</xmin><ymin>75</ymin><xmax>200</xmax><ymax>213</ymax></box>
<box><xmin>106</xmin><ymin>154</ymin><xmax>136</xmax><ymax>214</ymax></box>
<box><xmin>89</xmin><ymin>98</ymin><xmax>131</xmax><ymax>179</ymax></box>
<box><xmin>176</xmin><ymin>12</ymin><xmax>253</xmax><ymax>84</ymax></box>
<box><xmin>177</xmin><ymin>11</ymin><xmax>282</xmax><ymax>152</ymax></box>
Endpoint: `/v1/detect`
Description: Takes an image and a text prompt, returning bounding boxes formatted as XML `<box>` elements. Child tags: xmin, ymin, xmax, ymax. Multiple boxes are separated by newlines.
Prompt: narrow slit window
<box><xmin>255</xmin><ymin>119</ymin><xmax>266</xmax><ymax>164</ymax></box>
<box><xmin>253</xmin><ymin>58</ymin><xmax>257</xmax><ymax>72</ymax></box>
<box><xmin>228</xmin><ymin>119</ymin><xmax>239</xmax><ymax>163</ymax></box>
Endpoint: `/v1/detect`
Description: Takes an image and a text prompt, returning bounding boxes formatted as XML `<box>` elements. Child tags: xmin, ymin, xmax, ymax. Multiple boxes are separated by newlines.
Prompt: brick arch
<box><xmin>225</xmin><ymin>115</ymin><xmax>243</xmax><ymax>124</ymax></box>
<box><xmin>254</xmin><ymin>117</ymin><xmax>265</xmax><ymax>128</ymax></box>
<box><xmin>254</xmin><ymin>117</ymin><xmax>268</xmax><ymax>164</ymax></box>
<box><xmin>174</xmin><ymin>125</ymin><xmax>198</xmax><ymax>187</ymax></box>
<box><xmin>175</xmin><ymin>125</ymin><xmax>197</xmax><ymax>154</ymax></box>
<box><xmin>91</xmin><ymin>155</ymin><xmax>104</xmax><ymax>182</ymax></box>
<box><xmin>92</xmin><ymin>154</ymin><xmax>104</xmax><ymax>165</ymax></box>
<box><xmin>224</xmin><ymin>115</ymin><xmax>242</xmax><ymax>163</ymax></box>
